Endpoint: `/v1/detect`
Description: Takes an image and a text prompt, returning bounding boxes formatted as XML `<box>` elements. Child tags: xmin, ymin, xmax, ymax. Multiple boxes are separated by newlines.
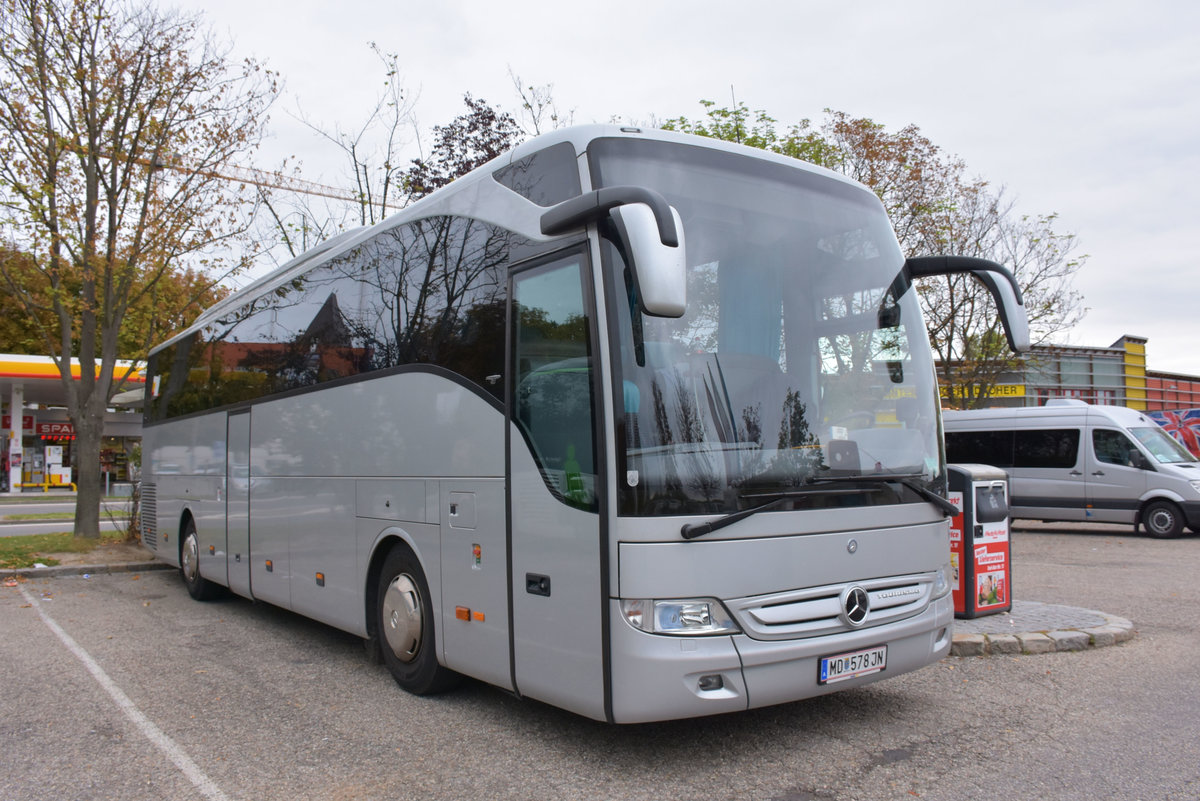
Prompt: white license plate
<box><xmin>818</xmin><ymin>644</ymin><xmax>887</xmax><ymax>684</ymax></box>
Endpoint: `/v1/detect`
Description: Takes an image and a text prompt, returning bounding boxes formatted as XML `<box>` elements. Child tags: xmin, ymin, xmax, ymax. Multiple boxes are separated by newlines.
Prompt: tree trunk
<box><xmin>72</xmin><ymin>407</ymin><xmax>104</xmax><ymax>539</ymax></box>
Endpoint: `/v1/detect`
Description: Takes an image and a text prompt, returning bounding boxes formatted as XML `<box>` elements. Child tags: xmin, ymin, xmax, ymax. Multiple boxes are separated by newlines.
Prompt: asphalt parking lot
<box><xmin>3</xmin><ymin>522</ymin><xmax>1199</xmax><ymax>801</ymax></box>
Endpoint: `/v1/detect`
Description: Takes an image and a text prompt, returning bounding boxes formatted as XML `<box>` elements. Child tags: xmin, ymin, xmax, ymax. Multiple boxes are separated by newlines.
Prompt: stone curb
<box><xmin>950</xmin><ymin>610</ymin><xmax>1135</xmax><ymax>657</ymax></box>
<box><xmin>1</xmin><ymin>561</ymin><xmax>172</xmax><ymax>581</ymax></box>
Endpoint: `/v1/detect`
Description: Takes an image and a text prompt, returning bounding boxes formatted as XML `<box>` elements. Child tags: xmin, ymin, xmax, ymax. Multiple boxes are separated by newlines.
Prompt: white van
<box><xmin>942</xmin><ymin>400</ymin><xmax>1200</xmax><ymax>537</ymax></box>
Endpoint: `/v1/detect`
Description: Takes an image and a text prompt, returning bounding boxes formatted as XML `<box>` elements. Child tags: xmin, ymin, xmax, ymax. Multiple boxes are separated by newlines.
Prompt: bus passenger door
<box><xmin>226</xmin><ymin>410</ymin><xmax>251</xmax><ymax>597</ymax></box>
<box><xmin>507</xmin><ymin>253</ymin><xmax>608</xmax><ymax>720</ymax></box>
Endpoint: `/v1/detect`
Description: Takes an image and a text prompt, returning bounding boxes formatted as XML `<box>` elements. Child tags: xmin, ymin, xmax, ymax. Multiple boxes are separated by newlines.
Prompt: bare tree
<box><xmin>508</xmin><ymin>68</ymin><xmax>573</xmax><ymax>135</ymax></box>
<box><xmin>293</xmin><ymin>43</ymin><xmax>417</xmax><ymax>228</ymax></box>
<box><xmin>921</xmin><ymin>186</ymin><xmax>1087</xmax><ymax>407</ymax></box>
<box><xmin>0</xmin><ymin>0</ymin><xmax>277</xmax><ymax>536</ymax></box>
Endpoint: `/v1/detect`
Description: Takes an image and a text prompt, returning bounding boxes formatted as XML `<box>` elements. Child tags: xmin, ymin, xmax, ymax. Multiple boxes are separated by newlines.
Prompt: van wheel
<box><xmin>1142</xmin><ymin>500</ymin><xmax>1184</xmax><ymax>539</ymax></box>
<box><xmin>376</xmin><ymin>545</ymin><xmax>461</xmax><ymax>695</ymax></box>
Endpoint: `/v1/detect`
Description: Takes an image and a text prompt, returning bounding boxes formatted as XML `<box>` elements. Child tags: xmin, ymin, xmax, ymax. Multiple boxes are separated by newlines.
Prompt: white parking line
<box><xmin>20</xmin><ymin>586</ymin><xmax>232</xmax><ymax>801</ymax></box>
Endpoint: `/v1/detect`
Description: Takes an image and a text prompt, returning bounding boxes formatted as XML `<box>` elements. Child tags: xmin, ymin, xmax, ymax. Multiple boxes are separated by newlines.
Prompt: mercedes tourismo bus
<box><xmin>141</xmin><ymin>125</ymin><xmax>1028</xmax><ymax>723</ymax></box>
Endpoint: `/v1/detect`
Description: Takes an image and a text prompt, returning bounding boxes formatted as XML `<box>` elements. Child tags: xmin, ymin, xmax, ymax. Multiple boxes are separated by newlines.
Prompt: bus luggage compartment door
<box><xmin>439</xmin><ymin>480</ymin><xmax>512</xmax><ymax>690</ymax></box>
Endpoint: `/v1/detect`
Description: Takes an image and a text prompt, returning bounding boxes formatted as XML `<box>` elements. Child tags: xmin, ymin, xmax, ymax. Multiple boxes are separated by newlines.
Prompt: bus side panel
<box><xmin>248</xmin><ymin>373</ymin><xmax>505</xmax><ymax>480</ymax></box>
<box><xmin>146</xmin><ymin>414</ymin><xmax>227</xmax><ymax>577</ymax></box>
<box><xmin>248</xmin><ymin>372</ymin><xmax>505</xmax><ymax>639</ymax></box>
<box><xmin>253</xmin><ymin>476</ymin><xmax>359</xmax><ymax>631</ymax></box>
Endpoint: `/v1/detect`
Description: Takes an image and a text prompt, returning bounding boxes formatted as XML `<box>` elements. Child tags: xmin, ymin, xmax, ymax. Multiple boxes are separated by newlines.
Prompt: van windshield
<box><xmin>1130</xmin><ymin>426</ymin><xmax>1198</xmax><ymax>464</ymax></box>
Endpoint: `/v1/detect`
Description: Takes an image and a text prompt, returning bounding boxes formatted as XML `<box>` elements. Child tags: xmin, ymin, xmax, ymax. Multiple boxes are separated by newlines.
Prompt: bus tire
<box><xmin>1142</xmin><ymin>500</ymin><xmax>1185</xmax><ymax>539</ymax></box>
<box><xmin>180</xmin><ymin>519</ymin><xmax>223</xmax><ymax>601</ymax></box>
<box><xmin>376</xmin><ymin>545</ymin><xmax>461</xmax><ymax>695</ymax></box>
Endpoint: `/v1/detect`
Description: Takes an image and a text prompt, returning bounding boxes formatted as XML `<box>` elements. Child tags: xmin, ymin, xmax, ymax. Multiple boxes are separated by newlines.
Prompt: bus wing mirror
<box><xmin>610</xmin><ymin>203</ymin><xmax>686</xmax><ymax>318</ymax></box>
<box><xmin>905</xmin><ymin>255</ymin><xmax>1031</xmax><ymax>353</ymax></box>
<box><xmin>541</xmin><ymin>185</ymin><xmax>687</xmax><ymax>317</ymax></box>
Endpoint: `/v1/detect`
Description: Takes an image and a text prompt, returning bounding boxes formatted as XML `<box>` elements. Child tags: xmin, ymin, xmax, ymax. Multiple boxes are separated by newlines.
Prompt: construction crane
<box><xmin>149</xmin><ymin>151</ymin><xmax>361</xmax><ymax>203</ymax></box>
<box><xmin>66</xmin><ymin>142</ymin><xmax>361</xmax><ymax>203</ymax></box>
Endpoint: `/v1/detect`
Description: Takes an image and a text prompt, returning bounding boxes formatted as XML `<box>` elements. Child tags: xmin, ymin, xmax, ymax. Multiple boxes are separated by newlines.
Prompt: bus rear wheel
<box><xmin>1142</xmin><ymin>500</ymin><xmax>1185</xmax><ymax>539</ymax></box>
<box><xmin>376</xmin><ymin>545</ymin><xmax>460</xmax><ymax>695</ymax></box>
<box><xmin>180</xmin><ymin>519</ymin><xmax>222</xmax><ymax>601</ymax></box>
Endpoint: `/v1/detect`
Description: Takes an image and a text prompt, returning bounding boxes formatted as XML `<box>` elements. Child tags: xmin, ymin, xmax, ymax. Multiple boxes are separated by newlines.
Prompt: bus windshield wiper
<box><xmin>806</xmin><ymin>472</ymin><xmax>958</xmax><ymax>517</ymax></box>
<box><xmin>679</xmin><ymin>486</ymin><xmax>883</xmax><ymax>540</ymax></box>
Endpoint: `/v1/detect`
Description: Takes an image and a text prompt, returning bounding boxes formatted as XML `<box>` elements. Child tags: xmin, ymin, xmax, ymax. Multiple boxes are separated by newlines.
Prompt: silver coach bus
<box><xmin>142</xmin><ymin>125</ymin><xmax>1028</xmax><ymax>723</ymax></box>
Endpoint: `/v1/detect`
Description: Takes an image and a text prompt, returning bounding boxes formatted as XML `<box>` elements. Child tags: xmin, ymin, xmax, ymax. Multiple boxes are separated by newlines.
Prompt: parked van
<box><xmin>942</xmin><ymin>400</ymin><xmax>1200</xmax><ymax>537</ymax></box>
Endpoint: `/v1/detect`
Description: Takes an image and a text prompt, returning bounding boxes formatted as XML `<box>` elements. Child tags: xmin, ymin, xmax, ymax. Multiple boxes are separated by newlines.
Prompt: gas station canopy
<box><xmin>1</xmin><ymin>354</ymin><xmax>144</xmax><ymax>493</ymax></box>
<box><xmin>0</xmin><ymin>354</ymin><xmax>145</xmax><ymax>407</ymax></box>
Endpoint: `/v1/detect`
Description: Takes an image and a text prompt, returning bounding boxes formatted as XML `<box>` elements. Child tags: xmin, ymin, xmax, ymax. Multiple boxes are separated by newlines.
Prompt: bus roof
<box><xmin>152</xmin><ymin>124</ymin><xmax>869</xmax><ymax>356</ymax></box>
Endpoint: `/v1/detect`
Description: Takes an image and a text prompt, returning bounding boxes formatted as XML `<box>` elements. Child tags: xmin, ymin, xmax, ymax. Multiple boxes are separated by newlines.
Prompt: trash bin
<box><xmin>948</xmin><ymin>463</ymin><xmax>1012</xmax><ymax>619</ymax></box>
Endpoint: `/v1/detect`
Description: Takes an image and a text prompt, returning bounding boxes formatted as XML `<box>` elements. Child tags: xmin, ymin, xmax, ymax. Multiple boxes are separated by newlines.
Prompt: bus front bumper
<box><xmin>607</xmin><ymin>594</ymin><xmax>954</xmax><ymax>724</ymax></box>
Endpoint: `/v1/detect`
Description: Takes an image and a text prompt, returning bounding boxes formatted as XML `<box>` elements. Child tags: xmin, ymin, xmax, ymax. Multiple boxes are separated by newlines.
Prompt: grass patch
<box><xmin>2</xmin><ymin>512</ymin><xmax>76</xmax><ymax>521</ymax></box>
<box><xmin>0</xmin><ymin>531</ymin><xmax>124</xmax><ymax>569</ymax></box>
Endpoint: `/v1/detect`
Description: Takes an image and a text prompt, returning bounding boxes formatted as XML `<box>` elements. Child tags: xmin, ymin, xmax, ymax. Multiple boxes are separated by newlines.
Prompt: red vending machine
<box><xmin>947</xmin><ymin>464</ymin><xmax>1011</xmax><ymax>619</ymax></box>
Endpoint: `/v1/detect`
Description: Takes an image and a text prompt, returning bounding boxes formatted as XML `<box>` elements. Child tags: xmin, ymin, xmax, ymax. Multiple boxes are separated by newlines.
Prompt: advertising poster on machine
<box><xmin>972</xmin><ymin>490</ymin><xmax>1010</xmax><ymax>612</ymax></box>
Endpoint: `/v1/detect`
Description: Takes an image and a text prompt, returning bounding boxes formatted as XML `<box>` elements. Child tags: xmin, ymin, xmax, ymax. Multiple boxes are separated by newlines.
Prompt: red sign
<box><xmin>948</xmin><ymin>492</ymin><xmax>965</xmax><ymax>611</ymax></box>
<box><xmin>2</xmin><ymin>414</ymin><xmax>34</xmax><ymax>431</ymax></box>
<box><xmin>36</xmin><ymin>422</ymin><xmax>75</xmax><ymax>437</ymax></box>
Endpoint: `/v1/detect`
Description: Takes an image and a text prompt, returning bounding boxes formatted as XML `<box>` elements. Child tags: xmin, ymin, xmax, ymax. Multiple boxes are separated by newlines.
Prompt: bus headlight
<box><xmin>620</xmin><ymin>598</ymin><xmax>740</xmax><ymax>636</ymax></box>
<box><xmin>932</xmin><ymin>565</ymin><xmax>951</xmax><ymax>599</ymax></box>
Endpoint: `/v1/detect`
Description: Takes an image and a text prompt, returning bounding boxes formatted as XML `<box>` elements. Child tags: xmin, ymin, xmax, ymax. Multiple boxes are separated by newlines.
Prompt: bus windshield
<box><xmin>591</xmin><ymin>138</ymin><xmax>943</xmax><ymax>516</ymax></box>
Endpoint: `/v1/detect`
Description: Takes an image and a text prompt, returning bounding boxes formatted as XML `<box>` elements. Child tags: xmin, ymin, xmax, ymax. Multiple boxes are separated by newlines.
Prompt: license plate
<box><xmin>818</xmin><ymin>644</ymin><xmax>887</xmax><ymax>684</ymax></box>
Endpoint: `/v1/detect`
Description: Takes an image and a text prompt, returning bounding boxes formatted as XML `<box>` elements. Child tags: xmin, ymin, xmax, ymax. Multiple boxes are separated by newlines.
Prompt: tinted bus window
<box><xmin>147</xmin><ymin>217</ymin><xmax>523</xmax><ymax>422</ymax></box>
<box><xmin>493</xmin><ymin>142</ymin><xmax>580</xmax><ymax>207</ymax></box>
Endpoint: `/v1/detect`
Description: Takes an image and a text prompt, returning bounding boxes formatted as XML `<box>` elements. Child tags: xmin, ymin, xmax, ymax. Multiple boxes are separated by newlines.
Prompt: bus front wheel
<box><xmin>180</xmin><ymin>519</ymin><xmax>222</xmax><ymax>601</ymax></box>
<box><xmin>1142</xmin><ymin>500</ymin><xmax>1185</xmax><ymax>539</ymax></box>
<box><xmin>376</xmin><ymin>545</ymin><xmax>460</xmax><ymax>695</ymax></box>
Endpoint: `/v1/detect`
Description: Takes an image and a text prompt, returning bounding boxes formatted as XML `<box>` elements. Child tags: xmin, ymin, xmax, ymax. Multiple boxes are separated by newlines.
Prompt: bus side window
<box><xmin>511</xmin><ymin>256</ymin><xmax>598</xmax><ymax>510</ymax></box>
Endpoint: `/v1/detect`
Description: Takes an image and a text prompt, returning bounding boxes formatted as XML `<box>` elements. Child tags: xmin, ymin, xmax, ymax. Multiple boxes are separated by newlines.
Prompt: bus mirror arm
<box><xmin>540</xmin><ymin>185</ymin><xmax>679</xmax><ymax>245</ymax></box>
<box><xmin>542</xmin><ymin>186</ymin><xmax>687</xmax><ymax>319</ymax></box>
<box><xmin>904</xmin><ymin>256</ymin><xmax>1031</xmax><ymax>353</ymax></box>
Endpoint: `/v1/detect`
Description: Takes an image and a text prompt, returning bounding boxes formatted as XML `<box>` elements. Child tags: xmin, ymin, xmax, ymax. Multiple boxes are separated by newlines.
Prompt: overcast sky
<box><xmin>178</xmin><ymin>0</ymin><xmax>1200</xmax><ymax>374</ymax></box>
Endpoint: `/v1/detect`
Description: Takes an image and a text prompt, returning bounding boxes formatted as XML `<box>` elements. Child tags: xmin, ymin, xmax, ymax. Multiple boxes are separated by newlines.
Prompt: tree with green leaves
<box><xmin>0</xmin><ymin>0</ymin><xmax>277</xmax><ymax>536</ymax></box>
<box><xmin>662</xmin><ymin>101</ymin><xmax>1087</xmax><ymax>406</ymax></box>
<box><xmin>0</xmin><ymin>245</ymin><xmax>228</xmax><ymax>357</ymax></box>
